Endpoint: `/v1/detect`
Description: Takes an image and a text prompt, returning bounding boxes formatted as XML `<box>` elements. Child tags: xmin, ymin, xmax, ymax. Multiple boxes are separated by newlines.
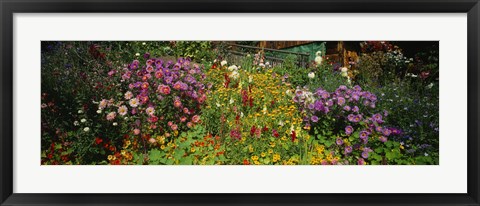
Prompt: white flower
<box><xmin>97</xmin><ymin>110</ymin><xmax>102</xmax><ymax>114</ymax></box>
<box><xmin>259</xmin><ymin>63</ymin><xmax>265</xmax><ymax>68</ymax></box>
<box><xmin>83</xmin><ymin>127</ymin><xmax>90</xmax><ymax>132</ymax></box>
<box><xmin>315</xmin><ymin>51</ymin><xmax>322</xmax><ymax>56</ymax></box>
<box><xmin>262</xmin><ymin>105</ymin><xmax>267</xmax><ymax>114</ymax></box>
<box><xmin>229</xmin><ymin>98</ymin><xmax>235</xmax><ymax>104</ymax></box>
<box><xmin>240</xmin><ymin>112</ymin><xmax>244</xmax><ymax>118</ymax></box>
<box><xmin>74</xmin><ymin>121</ymin><xmax>79</xmax><ymax>126</ymax></box>
<box><xmin>78</xmin><ymin>110</ymin><xmax>83</xmax><ymax>114</ymax></box>
<box><xmin>216</xmin><ymin>103</ymin><xmax>221</xmax><ymax>108</ymax></box>
<box><xmin>314</xmin><ymin>56</ymin><xmax>322</xmax><ymax>65</ymax></box>
<box><xmin>427</xmin><ymin>83</ymin><xmax>434</xmax><ymax>89</ymax></box>
<box><xmin>341</xmin><ymin>71</ymin><xmax>348</xmax><ymax>77</ymax></box>
<box><xmin>227</xmin><ymin>65</ymin><xmax>238</xmax><ymax>71</ymax></box>
<box><xmin>424</xmin><ymin>153</ymin><xmax>429</xmax><ymax>156</ymax></box>
<box><xmin>129</xmin><ymin>98</ymin><xmax>139</xmax><ymax>107</ymax></box>
<box><xmin>80</xmin><ymin>118</ymin><xmax>87</xmax><ymax>123</ymax></box>
<box><xmin>124</xmin><ymin>117</ymin><xmax>129</xmax><ymax>120</ymax></box>
<box><xmin>248</xmin><ymin>75</ymin><xmax>253</xmax><ymax>83</ymax></box>
<box><xmin>286</xmin><ymin>89</ymin><xmax>293</xmax><ymax>97</ymax></box>
<box><xmin>135</xmin><ymin>53</ymin><xmax>140</xmax><ymax>56</ymax></box>
<box><xmin>220</xmin><ymin>60</ymin><xmax>228</xmax><ymax>66</ymax></box>
<box><xmin>265</xmin><ymin>62</ymin><xmax>270</xmax><ymax>67</ymax></box>
<box><xmin>340</xmin><ymin>67</ymin><xmax>348</xmax><ymax>73</ymax></box>
<box><xmin>142</xmin><ymin>42</ymin><xmax>146</xmax><ymax>45</ymax></box>
<box><xmin>278</xmin><ymin>120</ymin><xmax>284</xmax><ymax>127</ymax></box>
<box><xmin>229</xmin><ymin>71</ymin><xmax>239</xmax><ymax>80</ymax></box>
<box><xmin>113</xmin><ymin>122</ymin><xmax>118</xmax><ymax>126</ymax></box>
<box><xmin>308</xmin><ymin>72</ymin><xmax>315</xmax><ymax>79</ymax></box>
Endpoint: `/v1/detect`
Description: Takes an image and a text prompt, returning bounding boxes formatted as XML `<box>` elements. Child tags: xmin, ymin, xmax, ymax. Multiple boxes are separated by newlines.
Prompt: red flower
<box><xmin>250</xmin><ymin>125</ymin><xmax>256</xmax><ymax>136</ymax></box>
<box><xmin>95</xmin><ymin>137</ymin><xmax>103</xmax><ymax>145</ymax></box>
<box><xmin>262</xmin><ymin>126</ymin><xmax>269</xmax><ymax>132</ymax></box>
<box><xmin>243</xmin><ymin>159</ymin><xmax>250</xmax><ymax>165</ymax></box>
<box><xmin>272</xmin><ymin>129</ymin><xmax>279</xmax><ymax>138</ymax></box>
<box><xmin>291</xmin><ymin>130</ymin><xmax>296</xmax><ymax>142</ymax></box>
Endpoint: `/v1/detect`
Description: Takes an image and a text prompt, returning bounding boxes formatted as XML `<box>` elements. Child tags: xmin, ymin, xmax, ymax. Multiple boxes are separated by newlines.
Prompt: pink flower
<box><xmin>171</xmin><ymin>124</ymin><xmax>178</xmax><ymax>131</ymax></box>
<box><xmin>124</xmin><ymin>91</ymin><xmax>133</xmax><ymax>100</ymax></box>
<box><xmin>173</xmin><ymin>99</ymin><xmax>182</xmax><ymax>108</ymax></box>
<box><xmin>106</xmin><ymin>112</ymin><xmax>116</xmax><ymax>121</ymax></box>
<box><xmin>118</xmin><ymin>105</ymin><xmax>128</xmax><ymax>116</ymax></box>
<box><xmin>186</xmin><ymin>122</ymin><xmax>193</xmax><ymax>128</ymax></box>
<box><xmin>168</xmin><ymin>121</ymin><xmax>173</xmax><ymax>127</ymax></box>
<box><xmin>146</xmin><ymin>106</ymin><xmax>155</xmax><ymax>116</ymax></box>
<box><xmin>158</xmin><ymin>85</ymin><xmax>171</xmax><ymax>95</ymax></box>
<box><xmin>133</xmin><ymin>128</ymin><xmax>140</xmax><ymax>135</ymax></box>
<box><xmin>192</xmin><ymin>115</ymin><xmax>200</xmax><ymax>123</ymax></box>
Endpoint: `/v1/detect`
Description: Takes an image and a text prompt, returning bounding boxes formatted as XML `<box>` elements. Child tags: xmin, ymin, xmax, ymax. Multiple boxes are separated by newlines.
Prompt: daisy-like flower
<box><xmin>118</xmin><ymin>105</ymin><xmax>128</xmax><ymax>116</ymax></box>
<box><xmin>192</xmin><ymin>115</ymin><xmax>200</xmax><ymax>123</ymax></box>
<box><xmin>129</xmin><ymin>98</ymin><xmax>139</xmax><ymax>107</ymax></box>
<box><xmin>99</xmin><ymin>99</ymin><xmax>108</xmax><ymax>109</ymax></box>
<box><xmin>145</xmin><ymin>106</ymin><xmax>155</xmax><ymax>116</ymax></box>
<box><xmin>124</xmin><ymin>91</ymin><xmax>133</xmax><ymax>100</ymax></box>
<box><xmin>173</xmin><ymin>99</ymin><xmax>182</xmax><ymax>108</ymax></box>
<box><xmin>83</xmin><ymin>127</ymin><xmax>90</xmax><ymax>132</ymax></box>
<box><xmin>106</xmin><ymin>112</ymin><xmax>116</xmax><ymax>121</ymax></box>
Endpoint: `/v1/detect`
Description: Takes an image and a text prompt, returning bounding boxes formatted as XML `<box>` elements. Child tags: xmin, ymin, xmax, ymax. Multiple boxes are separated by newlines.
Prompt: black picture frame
<box><xmin>1</xmin><ymin>0</ymin><xmax>479</xmax><ymax>205</ymax></box>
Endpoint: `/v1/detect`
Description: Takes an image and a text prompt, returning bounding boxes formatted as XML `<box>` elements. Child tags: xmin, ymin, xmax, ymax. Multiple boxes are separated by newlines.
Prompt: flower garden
<box><xmin>41</xmin><ymin>41</ymin><xmax>439</xmax><ymax>165</ymax></box>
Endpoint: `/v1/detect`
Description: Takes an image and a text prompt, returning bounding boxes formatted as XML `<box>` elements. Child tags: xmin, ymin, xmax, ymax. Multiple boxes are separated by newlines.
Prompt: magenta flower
<box><xmin>311</xmin><ymin>115</ymin><xmax>319</xmax><ymax>123</ymax></box>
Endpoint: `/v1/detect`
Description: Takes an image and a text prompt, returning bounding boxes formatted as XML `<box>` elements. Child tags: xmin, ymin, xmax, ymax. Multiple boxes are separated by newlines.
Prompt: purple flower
<box><xmin>375</xmin><ymin>126</ymin><xmax>383</xmax><ymax>133</ymax></box>
<box><xmin>308</xmin><ymin>103</ymin><xmax>315</xmax><ymax>110</ymax></box>
<box><xmin>372</xmin><ymin>113</ymin><xmax>383</xmax><ymax>122</ymax></box>
<box><xmin>326</xmin><ymin>100</ymin><xmax>334</xmax><ymax>107</ymax></box>
<box><xmin>314</xmin><ymin>100</ymin><xmax>324</xmax><ymax>111</ymax></box>
<box><xmin>339</xmin><ymin>85</ymin><xmax>347</xmax><ymax>90</ymax></box>
<box><xmin>311</xmin><ymin>115</ymin><xmax>319</xmax><ymax>123</ymax></box>
<box><xmin>353</xmin><ymin>114</ymin><xmax>363</xmax><ymax>123</ymax></box>
<box><xmin>337</xmin><ymin>97</ymin><xmax>346</xmax><ymax>106</ymax></box>
<box><xmin>382</xmin><ymin>128</ymin><xmax>391</xmax><ymax>136</ymax></box>
<box><xmin>343</xmin><ymin>105</ymin><xmax>351</xmax><ymax>111</ymax></box>
<box><xmin>347</xmin><ymin>114</ymin><xmax>355</xmax><ymax>122</ymax></box>
<box><xmin>345</xmin><ymin>146</ymin><xmax>353</xmax><ymax>153</ymax></box>
<box><xmin>361</xmin><ymin>151</ymin><xmax>369</xmax><ymax>159</ymax></box>
<box><xmin>359</xmin><ymin>130</ymin><xmax>369</xmax><ymax>140</ymax></box>
<box><xmin>352</xmin><ymin>106</ymin><xmax>359</xmax><ymax>113</ymax></box>
<box><xmin>357</xmin><ymin>158</ymin><xmax>365</xmax><ymax>165</ymax></box>
<box><xmin>352</xmin><ymin>93</ymin><xmax>360</xmax><ymax>101</ymax></box>
<box><xmin>336</xmin><ymin>138</ymin><xmax>344</xmax><ymax>145</ymax></box>
<box><xmin>143</xmin><ymin>52</ymin><xmax>150</xmax><ymax>59</ymax></box>
<box><xmin>379</xmin><ymin>136</ymin><xmax>388</xmax><ymax>143</ymax></box>
<box><xmin>353</xmin><ymin>85</ymin><xmax>362</xmax><ymax>92</ymax></box>
<box><xmin>345</xmin><ymin>126</ymin><xmax>354</xmax><ymax>135</ymax></box>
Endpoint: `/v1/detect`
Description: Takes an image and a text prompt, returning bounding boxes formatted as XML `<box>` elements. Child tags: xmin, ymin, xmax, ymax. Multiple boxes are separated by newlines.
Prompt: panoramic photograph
<box><xmin>41</xmin><ymin>41</ymin><xmax>439</xmax><ymax>165</ymax></box>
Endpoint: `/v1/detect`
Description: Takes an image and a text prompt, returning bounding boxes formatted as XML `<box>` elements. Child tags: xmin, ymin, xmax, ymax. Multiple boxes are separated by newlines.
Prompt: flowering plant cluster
<box><xmin>295</xmin><ymin>84</ymin><xmax>405</xmax><ymax>165</ymax></box>
<box><xmin>93</xmin><ymin>57</ymin><xmax>208</xmax><ymax>162</ymax></box>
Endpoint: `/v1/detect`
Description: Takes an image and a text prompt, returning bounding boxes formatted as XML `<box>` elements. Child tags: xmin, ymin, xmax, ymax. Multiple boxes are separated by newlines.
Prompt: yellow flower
<box><xmin>160</xmin><ymin>145</ymin><xmax>166</xmax><ymax>150</ymax></box>
<box><xmin>107</xmin><ymin>155</ymin><xmax>114</xmax><ymax>161</ymax></box>
<box><xmin>251</xmin><ymin>155</ymin><xmax>259</xmax><ymax>161</ymax></box>
<box><xmin>190</xmin><ymin>147</ymin><xmax>196</xmax><ymax>153</ymax></box>
<box><xmin>268</xmin><ymin>149</ymin><xmax>273</xmax><ymax>154</ymax></box>
<box><xmin>273</xmin><ymin>154</ymin><xmax>281</xmax><ymax>162</ymax></box>
<box><xmin>261</xmin><ymin>152</ymin><xmax>266</xmax><ymax>157</ymax></box>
